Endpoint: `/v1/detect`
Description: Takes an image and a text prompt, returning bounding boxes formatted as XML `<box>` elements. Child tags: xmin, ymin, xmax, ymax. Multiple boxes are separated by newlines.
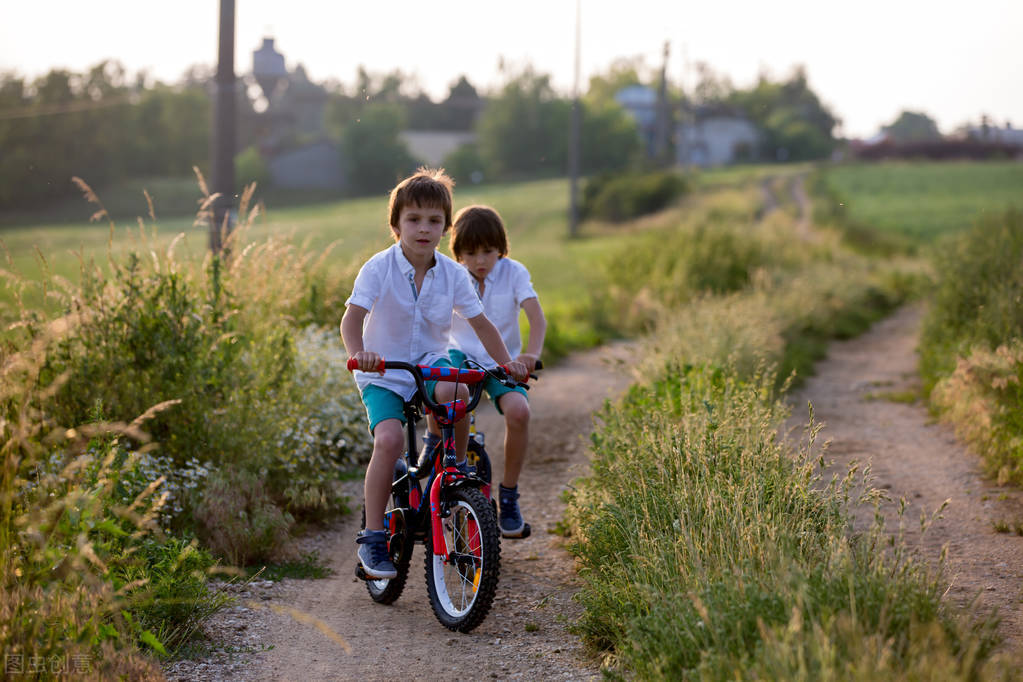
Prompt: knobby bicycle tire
<box><xmin>424</xmin><ymin>486</ymin><xmax>501</xmax><ymax>632</ymax></box>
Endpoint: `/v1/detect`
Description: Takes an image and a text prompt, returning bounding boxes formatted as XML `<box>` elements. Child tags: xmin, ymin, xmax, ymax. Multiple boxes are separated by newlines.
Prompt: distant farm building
<box><xmin>678</xmin><ymin>108</ymin><xmax>760</xmax><ymax>167</ymax></box>
<box><xmin>965</xmin><ymin>121</ymin><xmax>1023</xmax><ymax>147</ymax></box>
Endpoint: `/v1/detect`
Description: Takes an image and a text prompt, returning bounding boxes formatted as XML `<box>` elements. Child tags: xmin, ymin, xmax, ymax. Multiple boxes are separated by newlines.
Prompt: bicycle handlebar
<box><xmin>346</xmin><ymin>358</ymin><xmax>527</xmax><ymax>422</ymax></box>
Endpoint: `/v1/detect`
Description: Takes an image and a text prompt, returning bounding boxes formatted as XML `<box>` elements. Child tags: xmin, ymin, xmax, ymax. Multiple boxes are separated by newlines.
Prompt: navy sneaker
<box><xmin>423</xmin><ymin>431</ymin><xmax>475</xmax><ymax>475</ymax></box>
<box><xmin>356</xmin><ymin>529</ymin><xmax>397</xmax><ymax>579</ymax></box>
<box><xmin>498</xmin><ymin>484</ymin><xmax>526</xmax><ymax>537</ymax></box>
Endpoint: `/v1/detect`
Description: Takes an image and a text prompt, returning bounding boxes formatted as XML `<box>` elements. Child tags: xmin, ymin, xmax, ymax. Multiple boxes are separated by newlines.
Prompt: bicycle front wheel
<box><xmin>424</xmin><ymin>486</ymin><xmax>501</xmax><ymax>632</ymax></box>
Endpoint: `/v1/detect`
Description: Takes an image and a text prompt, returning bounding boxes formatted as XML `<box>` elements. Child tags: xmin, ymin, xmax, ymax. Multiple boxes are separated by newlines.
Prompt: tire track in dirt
<box><xmin>166</xmin><ymin>343</ymin><xmax>634</xmax><ymax>681</ymax></box>
<box><xmin>783</xmin><ymin>304</ymin><xmax>1023</xmax><ymax>650</ymax></box>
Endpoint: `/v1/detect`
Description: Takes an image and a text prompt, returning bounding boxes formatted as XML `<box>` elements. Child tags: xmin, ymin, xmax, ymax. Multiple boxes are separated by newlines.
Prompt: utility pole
<box><xmin>653</xmin><ymin>41</ymin><xmax>671</xmax><ymax>167</ymax></box>
<box><xmin>567</xmin><ymin>0</ymin><xmax>582</xmax><ymax>238</ymax></box>
<box><xmin>210</xmin><ymin>0</ymin><xmax>236</xmax><ymax>253</ymax></box>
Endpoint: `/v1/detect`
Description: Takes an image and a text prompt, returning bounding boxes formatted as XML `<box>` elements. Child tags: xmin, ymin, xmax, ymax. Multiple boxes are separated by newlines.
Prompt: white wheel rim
<box><xmin>431</xmin><ymin>500</ymin><xmax>484</xmax><ymax>617</ymax></box>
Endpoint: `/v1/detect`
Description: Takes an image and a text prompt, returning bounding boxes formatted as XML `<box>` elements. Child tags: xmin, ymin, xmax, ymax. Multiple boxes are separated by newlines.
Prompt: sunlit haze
<box><xmin>2</xmin><ymin>0</ymin><xmax>1020</xmax><ymax>138</ymax></box>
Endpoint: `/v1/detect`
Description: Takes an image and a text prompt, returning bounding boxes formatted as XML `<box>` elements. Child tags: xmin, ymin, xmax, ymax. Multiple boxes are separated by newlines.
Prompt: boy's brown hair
<box><xmin>450</xmin><ymin>205</ymin><xmax>509</xmax><ymax>260</ymax></box>
<box><xmin>388</xmin><ymin>167</ymin><xmax>455</xmax><ymax>238</ymax></box>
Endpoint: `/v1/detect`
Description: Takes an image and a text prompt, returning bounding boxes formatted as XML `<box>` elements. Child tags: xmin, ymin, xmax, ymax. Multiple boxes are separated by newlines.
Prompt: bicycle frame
<box><xmin>347</xmin><ymin>359</ymin><xmax>491</xmax><ymax>557</ymax></box>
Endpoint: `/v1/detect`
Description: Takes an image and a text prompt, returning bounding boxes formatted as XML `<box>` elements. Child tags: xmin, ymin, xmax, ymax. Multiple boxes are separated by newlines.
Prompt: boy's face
<box><xmin>459</xmin><ymin>247</ymin><xmax>501</xmax><ymax>282</ymax></box>
<box><xmin>394</xmin><ymin>204</ymin><xmax>446</xmax><ymax>261</ymax></box>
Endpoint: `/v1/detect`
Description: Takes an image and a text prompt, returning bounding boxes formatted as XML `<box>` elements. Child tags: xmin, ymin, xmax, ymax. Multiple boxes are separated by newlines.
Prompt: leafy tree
<box><xmin>882</xmin><ymin>110</ymin><xmax>942</xmax><ymax>142</ymax></box>
<box><xmin>476</xmin><ymin>67</ymin><xmax>570</xmax><ymax>178</ymax></box>
<box><xmin>690</xmin><ymin>61</ymin><xmax>733</xmax><ymax>106</ymax></box>
<box><xmin>581</xmin><ymin>100</ymin><xmax>642</xmax><ymax>173</ymax></box>
<box><xmin>727</xmin><ymin>66</ymin><xmax>839</xmax><ymax>161</ymax></box>
<box><xmin>439</xmin><ymin>75</ymin><xmax>481</xmax><ymax>131</ymax></box>
<box><xmin>340</xmin><ymin>102</ymin><xmax>418</xmax><ymax>195</ymax></box>
<box><xmin>585</xmin><ymin>57</ymin><xmax>645</xmax><ymax>106</ymax></box>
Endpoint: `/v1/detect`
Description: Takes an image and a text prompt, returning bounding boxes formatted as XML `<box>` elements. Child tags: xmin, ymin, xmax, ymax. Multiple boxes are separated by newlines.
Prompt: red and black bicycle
<box><xmin>346</xmin><ymin>358</ymin><xmax>527</xmax><ymax>632</ymax></box>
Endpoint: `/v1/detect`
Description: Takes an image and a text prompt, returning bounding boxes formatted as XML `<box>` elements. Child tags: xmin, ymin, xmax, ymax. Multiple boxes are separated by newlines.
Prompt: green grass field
<box><xmin>0</xmin><ymin>176</ymin><xmax>649</xmax><ymax>351</ymax></box>
<box><xmin>822</xmin><ymin>160</ymin><xmax>1023</xmax><ymax>240</ymax></box>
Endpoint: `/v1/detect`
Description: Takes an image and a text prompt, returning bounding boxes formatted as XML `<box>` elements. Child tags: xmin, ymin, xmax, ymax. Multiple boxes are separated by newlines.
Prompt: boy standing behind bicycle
<box><xmin>341</xmin><ymin>170</ymin><xmax>527</xmax><ymax>579</ymax></box>
<box><xmin>445</xmin><ymin>205</ymin><xmax>546</xmax><ymax>538</ymax></box>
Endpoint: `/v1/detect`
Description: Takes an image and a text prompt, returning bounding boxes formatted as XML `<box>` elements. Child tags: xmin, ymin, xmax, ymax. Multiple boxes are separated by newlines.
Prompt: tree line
<box><xmin>0</xmin><ymin>58</ymin><xmax>843</xmax><ymax>212</ymax></box>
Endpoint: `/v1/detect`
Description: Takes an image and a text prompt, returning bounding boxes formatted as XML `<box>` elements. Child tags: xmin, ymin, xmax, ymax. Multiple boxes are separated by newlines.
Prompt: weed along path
<box><xmin>166</xmin><ymin>344</ymin><xmax>634</xmax><ymax>681</ymax></box>
<box><xmin>784</xmin><ymin>304</ymin><xmax>1023</xmax><ymax>649</ymax></box>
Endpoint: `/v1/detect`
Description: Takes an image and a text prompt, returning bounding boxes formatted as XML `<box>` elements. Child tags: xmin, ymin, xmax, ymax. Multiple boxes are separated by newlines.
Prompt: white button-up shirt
<box><xmin>346</xmin><ymin>244</ymin><xmax>484</xmax><ymax>400</ymax></box>
<box><xmin>449</xmin><ymin>257</ymin><xmax>538</xmax><ymax>367</ymax></box>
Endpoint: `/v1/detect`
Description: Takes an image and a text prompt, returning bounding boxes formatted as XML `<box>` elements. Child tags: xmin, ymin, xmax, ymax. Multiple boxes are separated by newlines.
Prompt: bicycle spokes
<box><xmin>426</xmin><ymin>488</ymin><xmax>499</xmax><ymax>631</ymax></box>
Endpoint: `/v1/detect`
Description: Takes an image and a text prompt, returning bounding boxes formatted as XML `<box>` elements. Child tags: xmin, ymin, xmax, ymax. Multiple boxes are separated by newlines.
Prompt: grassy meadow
<box><xmin>820</xmin><ymin>160</ymin><xmax>1023</xmax><ymax>241</ymax></box>
<box><xmin>563</xmin><ymin>171</ymin><xmax>1023</xmax><ymax>678</ymax></box>
<box><xmin>3</xmin><ymin>164</ymin><xmax>1020</xmax><ymax>677</ymax></box>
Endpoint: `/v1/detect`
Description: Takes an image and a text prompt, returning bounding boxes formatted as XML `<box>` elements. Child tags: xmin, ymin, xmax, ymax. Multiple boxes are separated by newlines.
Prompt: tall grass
<box><xmin>2</xmin><ymin>178</ymin><xmax>373</xmax><ymax>672</ymax></box>
<box><xmin>921</xmin><ymin>209</ymin><xmax>1023</xmax><ymax>484</ymax></box>
<box><xmin>565</xmin><ymin>180</ymin><xmax>1014</xmax><ymax>677</ymax></box>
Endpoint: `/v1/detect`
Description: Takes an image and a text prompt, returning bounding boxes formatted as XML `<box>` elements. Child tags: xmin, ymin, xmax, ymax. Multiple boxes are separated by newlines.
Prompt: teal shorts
<box><xmin>361</xmin><ymin>358</ymin><xmax>456</xmax><ymax>434</ymax></box>
<box><xmin>448</xmin><ymin>349</ymin><xmax>528</xmax><ymax>414</ymax></box>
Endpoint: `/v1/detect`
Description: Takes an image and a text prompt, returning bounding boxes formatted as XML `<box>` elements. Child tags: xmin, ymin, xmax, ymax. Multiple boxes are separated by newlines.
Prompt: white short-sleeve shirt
<box><xmin>449</xmin><ymin>257</ymin><xmax>538</xmax><ymax>367</ymax></box>
<box><xmin>346</xmin><ymin>244</ymin><xmax>484</xmax><ymax>400</ymax></box>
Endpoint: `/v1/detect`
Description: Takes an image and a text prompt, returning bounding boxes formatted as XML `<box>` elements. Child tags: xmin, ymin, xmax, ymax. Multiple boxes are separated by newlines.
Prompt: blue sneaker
<box><xmin>356</xmin><ymin>529</ymin><xmax>397</xmax><ymax>579</ymax></box>
<box><xmin>423</xmin><ymin>431</ymin><xmax>475</xmax><ymax>475</ymax></box>
<box><xmin>498</xmin><ymin>484</ymin><xmax>526</xmax><ymax>537</ymax></box>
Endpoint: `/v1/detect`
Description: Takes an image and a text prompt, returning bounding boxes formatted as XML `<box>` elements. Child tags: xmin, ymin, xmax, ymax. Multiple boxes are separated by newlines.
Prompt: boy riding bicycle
<box><xmin>340</xmin><ymin>169</ymin><xmax>527</xmax><ymax>579</ymax></box>
<box><xmin>443</xmin><ymin>205</ymin><xmax>546</xmax><ymax>538</ymax></box>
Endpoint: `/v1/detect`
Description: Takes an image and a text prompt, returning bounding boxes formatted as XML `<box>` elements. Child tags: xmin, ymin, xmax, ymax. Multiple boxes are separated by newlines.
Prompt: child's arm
<box><xmin>466</xmin><ymin>313</ymin><xmax>528</xmax><ymax>382</ymax></box>
<box><xmin>518</xmin><ymin>297</ymin><xmax>546</xmax><ymax>373</ymax></box>
<box><xmin>340</xmin><ymin>304</ymin><xmax>383</xmax><ymax>372</ymax></box>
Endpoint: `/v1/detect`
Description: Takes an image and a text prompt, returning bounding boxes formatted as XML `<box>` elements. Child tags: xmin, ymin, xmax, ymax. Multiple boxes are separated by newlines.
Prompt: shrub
<box><xmin>919</xmin><ymin>209</ymin><xmax>1023</xmax><ymax>392</ymax></box>
<box><xmin>932</xmin><ymin>341</ymin><xmax>1023</xmax><ymax>484</ymax></box>
<box><xmin>1</xmin><ymin>178</ymin><xmax>374</xmax><ymax>672</ymax></box>
<box><xmin>109</xmin><ymin>537</ymin><xmax>231</xmax><ymax>656</ymax></box>
<box><xmin>2</xmin><ymin>403</ymin><xmax>226</xmax><ymax>670</ymax></box>
<box><xmin>194</xmin><ymin>468</ymin><xmax>294</xmax><ymax>566</ymax></box>
<box><xmin>581</xmin><ymin>170</ymin><xmax>688</xmax><ymax>222</ymax></box>
<box><xmin>235</xmin><ymin>145</ymin><xmax>270</xmax><ymax>191</ymax></box>
<box><xmin>15</xmin><ymin>181</ymin><xmax>372</xmax><ymax>534</ymax></box>
<box><xmin>442</xmin><ymin>142</ymin><xmax>486</xmax><ymax>186</ymax></box>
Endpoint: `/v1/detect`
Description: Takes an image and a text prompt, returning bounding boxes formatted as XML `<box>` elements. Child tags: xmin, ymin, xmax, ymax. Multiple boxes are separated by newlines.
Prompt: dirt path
<box><xmin>783</xmin><ymin>304</ymin><xmax>1023</xmax><ymax>648</ymax></box>
<box><xmin>165</xmin><ymin>344</ymin><xmax>634</xmax><ymax>681</ymax></box>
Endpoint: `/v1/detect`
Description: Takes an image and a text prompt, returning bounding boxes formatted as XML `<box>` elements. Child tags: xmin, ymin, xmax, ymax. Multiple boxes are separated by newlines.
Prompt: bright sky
<box><xmin>2</xmin><ymin>0</ymin><xmax>1020</xmax><ymax>138</ymax></box>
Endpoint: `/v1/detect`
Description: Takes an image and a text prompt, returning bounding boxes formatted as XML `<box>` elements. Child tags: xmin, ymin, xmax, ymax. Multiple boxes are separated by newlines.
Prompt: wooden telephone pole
<box><xmin>210</xmin><ymin>0</ymin><xmax>237</xmax><ymax>253</ymax></box>
<box><xmin>567</xmin><ymin>0</ymin><xmax>582</xmax><ymax>238</ymax></box>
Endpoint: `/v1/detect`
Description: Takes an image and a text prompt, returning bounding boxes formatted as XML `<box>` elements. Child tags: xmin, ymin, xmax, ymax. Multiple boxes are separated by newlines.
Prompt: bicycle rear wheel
<box><xmin>424</xmin><ymin>487</ymin><xmax>501</xmax><ymax>632</ymax></box>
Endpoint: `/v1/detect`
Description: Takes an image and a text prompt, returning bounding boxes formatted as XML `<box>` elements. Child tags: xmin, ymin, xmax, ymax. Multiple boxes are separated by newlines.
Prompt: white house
<box><xmin>678</xmin><ymin>112</ymin><xmax>760</xmax><ymax>167</ymax></box>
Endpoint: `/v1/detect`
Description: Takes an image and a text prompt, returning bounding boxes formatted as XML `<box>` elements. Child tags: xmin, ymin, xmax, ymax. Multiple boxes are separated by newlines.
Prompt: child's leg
<box><xmin>432</xmin><ymin>382</ymin><xmax>471</xmax><ymax>462</ymax></box>
<box><xmin>497</xmin><ymin>391</ymin><xmax>530</xmax><ymax>488</ymax></box>
<box><xmin>364</xmin><ymin>418</ymin><xmax>404</xmax><ymax>530</ymax></box>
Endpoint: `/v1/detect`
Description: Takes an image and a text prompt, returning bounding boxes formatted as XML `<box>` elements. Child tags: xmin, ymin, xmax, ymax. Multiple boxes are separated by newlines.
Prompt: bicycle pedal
<box><xmin>521</xmin><ymin>523</ymin><xmax>531</xmax><ymax>539</ymax></box>
<box><xmin>354</xmin><ymin>564</ymin><xmax>368</xmax><ymax>581</ymax></box>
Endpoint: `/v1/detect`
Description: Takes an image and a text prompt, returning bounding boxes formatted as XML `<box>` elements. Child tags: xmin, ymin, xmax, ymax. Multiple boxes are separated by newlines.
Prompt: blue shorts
<box><xmin>360</xmin><ymin>358</ymin><xmax>456</xmax><ymax>434</ymax></box>
<box><xmin>448</xmin><ymin>349</ymin><xmax>528</xmax><ymax>414</ymax></box>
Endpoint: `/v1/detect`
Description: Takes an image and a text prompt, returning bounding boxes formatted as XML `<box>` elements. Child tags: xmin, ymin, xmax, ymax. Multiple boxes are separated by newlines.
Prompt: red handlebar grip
<box><xmin>347</xmin><ymin>357</ymin><xmax>385</xmax><ymax>372</ymax></box>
